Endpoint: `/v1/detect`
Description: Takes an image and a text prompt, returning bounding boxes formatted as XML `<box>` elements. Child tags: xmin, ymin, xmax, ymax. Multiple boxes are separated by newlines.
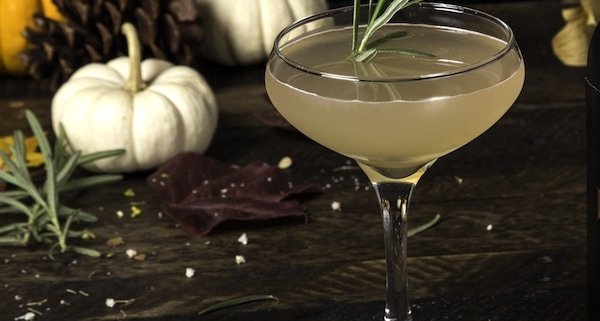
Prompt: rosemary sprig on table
<box><xmin>350</xmin><ymin>0</ymin><xmax>435</xmax><ymax>62</ymax></box>
<box><xmin>0</xmin><ymin>110</ymin><xmax>123</xmax><ymax>257</ymax></box>
<box><xmin>198</xmin><ymin>295</ymin><xmax>279</xmax><ymax>316</ymax></box>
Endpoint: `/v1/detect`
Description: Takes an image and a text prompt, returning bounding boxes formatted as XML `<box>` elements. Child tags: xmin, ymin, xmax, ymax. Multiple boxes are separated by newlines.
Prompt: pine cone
<box><xmin>22</xmin><ymin>0</ymin><xmax>204</xmax><ymax>90</ymax></box>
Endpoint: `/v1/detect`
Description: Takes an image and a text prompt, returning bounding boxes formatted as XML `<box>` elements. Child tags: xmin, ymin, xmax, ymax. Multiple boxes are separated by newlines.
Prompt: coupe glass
<box><xmin>265</xmin><ymin>3</ymin><xmax>524</xmax><ymax>321</ymax></box>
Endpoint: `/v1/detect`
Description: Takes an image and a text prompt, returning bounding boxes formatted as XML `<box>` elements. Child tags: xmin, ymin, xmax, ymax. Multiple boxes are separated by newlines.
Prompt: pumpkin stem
<box><xmin>121</xmin><ymin>23</ymin><xmax>147</xmax><ymax>92</ymax></box>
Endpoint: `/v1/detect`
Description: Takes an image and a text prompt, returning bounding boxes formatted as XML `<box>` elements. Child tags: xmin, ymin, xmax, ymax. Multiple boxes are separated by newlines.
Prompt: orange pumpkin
<box><xmin>0</xmin><ymin>0</ymin><xmax>64</xmax><ymax>75</ymax></box>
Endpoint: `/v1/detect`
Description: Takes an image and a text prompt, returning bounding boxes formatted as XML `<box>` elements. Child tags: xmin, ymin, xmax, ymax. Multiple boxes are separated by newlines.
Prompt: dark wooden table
<box><xmin>0</xmin><ymin>1</ymin><xmax>588</xmax><ymax>320</ymax></box>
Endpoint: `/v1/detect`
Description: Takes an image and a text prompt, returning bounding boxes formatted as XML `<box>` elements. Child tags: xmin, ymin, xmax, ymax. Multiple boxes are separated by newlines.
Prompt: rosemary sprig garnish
<box><xmin>198</xmin><ymin>295</ymin><xmax>279</xmax><ymax>316</ymax></box>
<box><xmin>0</xmin><ymin>110</ymin><xmax>123</xmax><ymax>257</ymax></box>
<box><xmin>350</xmin><ymin>0</ymin><xmax>431</xmax><ymax>62</ymax></box>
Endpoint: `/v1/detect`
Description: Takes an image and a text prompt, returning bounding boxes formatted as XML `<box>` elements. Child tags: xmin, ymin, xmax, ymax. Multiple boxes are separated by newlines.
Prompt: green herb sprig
<box><xmin>0</xmin><ymin>110</ymin><xmax>123</xmax><ymax>257</ymax></box>
<box><xmin>198</xmin><ymin>295</ymin><xmax>279</xmax><ymax>316</ymax></box>
<box><xmin>350</xmin><ymin>0</ymin><xmax>435</xmax><ymax>62</ymax></box>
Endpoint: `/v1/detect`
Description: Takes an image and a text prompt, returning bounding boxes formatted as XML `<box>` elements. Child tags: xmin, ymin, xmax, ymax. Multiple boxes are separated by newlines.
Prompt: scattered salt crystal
<box><xmin>454</xmin><ymin>176</ymin><xmax>464</xmax><ymax>184</ymax></box>
<box><xmin>220</xmin><ymin>188</ymin><xmax>228</xmax><ymax>194</ymax></box>
<box><xmin>235</xmin><ymin>255</ymin><xmax>246</xmax><ymax>265</ymax></box>
<box><xmin>278</xmin><ymin>156</ymin><xmax>293</xmax><ymax>169</ymax></box>
<box><xmin>116</xmin><ymin>210</ymin><xmax>124</xmax><ymax>218</ymax></box>
<box><xmin>105</xmin><ymin>298</ymin><xmax>134</xmax><ymax>308</ymax></box>
<box><xmin>185</xmin><ymin>268</ymin><xmax>195</xmax><ymax>278</ymax></box>
<box><xmin>14</xmin><ymin>312</ymin><xmax>35</xmax><ymax>320</ymax></box>
<box><xmin>204</xmin><ymin>241</ymin><xmax>211</xmax><ymax>245</ymax></box>
<box><xmin>331</xmin><ymin>201</ymin><xmax>341</xmax><ymax>211</ymax></box>
<box><xmin>486</xmin><ymin>224</ymin><xmax>494</xmax><ymax>231</ymax></box>
<box><xmin>105</xmin><ymin>298</ymin><xmax>116</xmax><ymax>308</ymax></box>
<box><xmin>8</xmin><ymin>100</ymin><xmax>25</xmax><ymax>109</ymax></box>
<box><xmin>14</xmin><ymin>295</ymin><xmax>22</xmax><ymax>301</ymax></box>
<box><xmin>266</xmin><ymin>177</ymin><xmax>272</xmax><ymax>182</ymax></box>
<box><xmin>237</xmin><ymin>233</ymin><xmax>248</xmax><ymax>245</ymax></box>
<box><xmin>125</xmin><ymin>249</ymin><xmax>137</xmax><ymax>258</ymax></box>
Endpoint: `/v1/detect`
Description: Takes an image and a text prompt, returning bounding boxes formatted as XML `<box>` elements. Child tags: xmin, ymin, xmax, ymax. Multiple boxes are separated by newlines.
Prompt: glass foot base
<box><xmin>384</xmin><ymin>315</ymin><xmax>413</xmax><ymax>321</ymax></box>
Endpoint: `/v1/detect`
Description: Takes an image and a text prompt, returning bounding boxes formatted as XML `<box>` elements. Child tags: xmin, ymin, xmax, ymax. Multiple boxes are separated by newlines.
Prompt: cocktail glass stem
<box><xmin>375</xmin><ymin>181</ymin><xmax>414</xmax><ymax>321</ymax></box>
<box><xmin>361</xmin><ymin>162</ymin><xmax>434</xmax><ymax>321</ymax></box>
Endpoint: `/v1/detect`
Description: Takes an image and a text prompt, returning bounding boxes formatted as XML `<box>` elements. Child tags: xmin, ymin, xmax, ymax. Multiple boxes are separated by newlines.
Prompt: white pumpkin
<box><xmin>51</xmin><ymin>23</ymin><xmax>218</xmax><ymax>173</ymax></box>
<box><xmin>196</xmin><ymin>0</ymin><xmax>328</xmax><ymax>66</ymax></box>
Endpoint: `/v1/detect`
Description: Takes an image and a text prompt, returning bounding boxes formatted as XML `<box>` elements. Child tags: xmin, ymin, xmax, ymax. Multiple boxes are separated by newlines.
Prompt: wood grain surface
<box><xmin>0</xmin><ymin>1</ymin><xmax>588</xmax><ymax>321</ymax></box>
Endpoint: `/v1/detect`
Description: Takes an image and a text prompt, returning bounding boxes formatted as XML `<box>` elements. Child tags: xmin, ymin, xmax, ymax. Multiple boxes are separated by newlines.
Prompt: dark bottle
<box><xmin>587</xmin><ymin>24</ymin><xmax>600</xmax><ymax>321</ymax></box>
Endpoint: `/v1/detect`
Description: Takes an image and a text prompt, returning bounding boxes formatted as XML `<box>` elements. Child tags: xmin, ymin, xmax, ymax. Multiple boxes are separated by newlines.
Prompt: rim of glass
<box><xmin>272</xmin><ymin>2</ymin><xmax>517</xmax><ymax>82</ymax></box>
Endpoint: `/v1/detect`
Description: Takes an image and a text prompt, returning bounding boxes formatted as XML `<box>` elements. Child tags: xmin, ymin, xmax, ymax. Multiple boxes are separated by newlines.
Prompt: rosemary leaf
<box><xmin>366</xmin><ymin>30</ymin><xmax>408</xmax><ymax>48</ymax></box>
<box><xmin>0</xmin><ymin>166</ymin><xmax>25</xmax><ymax>191</ymax></box>
<box><xmin>377</xmin><ymin>47</ymin><xmax>436</xmax><ymax>58</ymax></box>
<box><xmin>0</xmin><ymin>151</ymin><xmax>30</xmax><ymax>189</ymax></box>
<box><xmin>56</xmin><ymin>151</ymin><xmax>81</xmax><ymax>185</ymax></box>
<box><xmin>370</xmin><ymin>0</ymin><xmax>392</xmax><ymax>23</ymax></box>
<box><xmin>0</xmin><ymin>190</ymin><xmax>28</xmax><ymax>200</ymax></box>
<box><xmin>0</xmin><ymin>236</ymin><xmax>27</xmax><ymax>246</ymax></box>
<box><xmin>0</xmin><ymin>164</ymin><xmax>46</xmax><ymax>210</ymax></box>
<box><xmin>54</xmin><ymin>126</ymin><xmax>67</xmax><ymax>170</ymax></box>
<box><xmin>60</xmin><ymin>175</ymin><xmax>123</xmax><ymax>192</ymax></box>
<box><xmin>0</xmin><ymin>195</ymin><xmax>33</xmax><ymax>217</ymax></box>
<box><xmin>27</xmin><ymin>111</ymin><xmax>59</xmax><ymax>221</ymax></box>
<box><xmin>26</xmin><ymin>111</ymin><xmax>53</xmax><ymax>160</ymax></box>
<box><xmin>71</xmin><ymin>246</ymin><xmax>101</xmax><ymax>257</ymax></box>
<box><xmin>198</xmin><ymin>295</ymin><xmax>279</xmax><ymax>316</ymax></box>
<box><xmin>408</xmin><ymin>214</ymin><xmax>441</xmax><ymax>237</ymax></box>
<box><xmin>358</xmin><ymin>0</ymin><xmax>410</xmax><ymax>52</ymax></box>
<box><xmin>0</xmin><ymin>222</ymin><xmax>28</xmax><ymax>235</ymax></box>
<box><xmin>0</xmin><ymin>207</ymin><xmax>19</xmax><ymax>214</ymax></box>
<box><xmin>58</xmin><ymin>205</ymin><xmax>98</xmax><ymax>223</ymax></box>
<box><xmin>78</xmin><ymin>149</ymin><xmax>125</xmax><ymax>166</ymax></box>
<box><xmin>352</xmin><ymin>0</ymin><xmax>361</xmax><ymax>52</ymax></box>
<box><xmin>11</xmin><ymin>131</ymin><xmax>31</xmax><ymax>182</ymax></box>
<box><xmin>355</xmin><ymin>48</ymin><xmax>378</xmax><ymax>62</ymax></box>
